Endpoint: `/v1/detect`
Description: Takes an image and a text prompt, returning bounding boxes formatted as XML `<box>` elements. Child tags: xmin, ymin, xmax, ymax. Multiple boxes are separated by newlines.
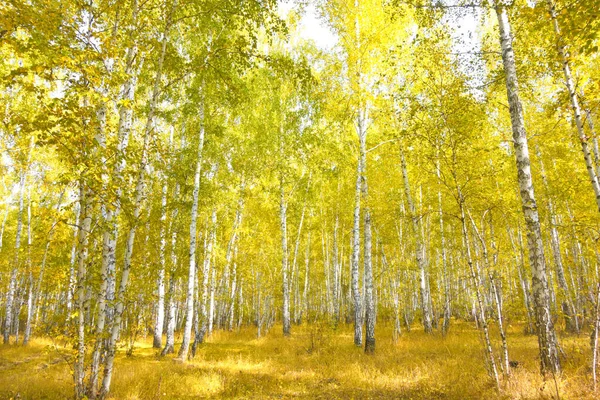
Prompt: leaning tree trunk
<box><xmin>495</xmin><ymin>1</ymin><xmax>561</xmax><ymax>375</ymax></box>
<box><xmin>547</xmin><ymin>0</ymin><xmax>600</xmax><ymax>213</ymax></box>
<box><xmin>459</xmin><ymin>197</ymin><xmax>500</xmax><ymax>390</ymax></box>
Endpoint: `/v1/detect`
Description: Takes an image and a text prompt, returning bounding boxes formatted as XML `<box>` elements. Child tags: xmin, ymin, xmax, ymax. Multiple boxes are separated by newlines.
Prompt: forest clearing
<box><xmin>1</xmin><ymin>322</ymin><xmax>598</xmax><ymax>399</ymax></box>
<box><xmin>2</xmin><ymin>0</ymin><xmax>600</xmax><ymax>398</ymax></box>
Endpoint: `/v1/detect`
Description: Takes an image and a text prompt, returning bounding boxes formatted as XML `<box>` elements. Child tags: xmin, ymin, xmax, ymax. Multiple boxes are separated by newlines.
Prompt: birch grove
<box><xmin>3</xmin><ymin>0</ymin><xmax>600</xmax><ymax>398</ymax></box>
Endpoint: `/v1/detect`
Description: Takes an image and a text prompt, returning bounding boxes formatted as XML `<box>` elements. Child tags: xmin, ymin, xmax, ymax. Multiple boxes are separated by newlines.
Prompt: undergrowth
<box><xmin>0</xmin><ymin>321</ymin><xmax>597</xmax><ymax>399</ymax></box>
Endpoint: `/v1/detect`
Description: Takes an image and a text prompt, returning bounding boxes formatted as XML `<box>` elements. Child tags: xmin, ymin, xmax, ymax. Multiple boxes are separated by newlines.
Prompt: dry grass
<box><xmin>0</xmin><ymin>321</ymin><xmax>597</xmax><ymax>399</ymax></box>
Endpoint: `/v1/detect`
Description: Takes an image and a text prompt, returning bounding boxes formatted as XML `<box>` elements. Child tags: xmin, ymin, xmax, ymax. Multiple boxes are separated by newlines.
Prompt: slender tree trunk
<box><xmin>178</xmin><ymin>83</ymin><xmax>205</xmax><ymax>361</ymax></box>
<box><xmin>74</xmin><ymin>182</ymin><xmax>92</xmax><ymax>400</ymax></box>
<box><xmin>495</xmin><ymin>2</ymin><xmax>560</xmax><ymax>375</ymax></box>
<box><xmin>460</xmin><ymin>197</ymin><xmax>500</xmax><ymax>389</ymax></box>
<box><xmin>351</xmin><ymin>115</ymin><xmax>364</xmax><ymax>346</ymax></box>
<box><xmin>193</xmin><ymin>210</ymin><xmax>216</xmax><ymax>353</ymax></box>
<box><xmin>162</xmin><ymin>141</ymin><xmax>181</xmax><ymax>356</ymax></box>
<box><xmin>208</xmin><ymin>254</ymin><xmax>216</xmax><ymax>336</ymax></box>
<box><xmin>400</xmin><ymin>149</ymin><xmax>432</xmax><ymax>333</ymax></box>
<box><xmin>4</xmin><ymin>171</ymin><xmax>26</xmax><ymax>344</ymax></box>
<box><xmin>361</xmin><ymin>128</ymin><xmax>375</xmax><ymax>353</ymax></box>
<box><xmin>153</xmin><ymin>174</ymin><xmax>168</xmax><ymax>348</ymax></box>
<box><xmin>99</xmin><ymin>93</ymin><xmax>154</xmax><ymax>399</ymax></box>
<box><xmin>547</xmin><ymin>0</ymin><xmax>600</xmax><ymax>213</ymax></box>
<box><xmin>280</xmin><ymin>173</ymin><xmax>291</xmax><ymax>336</ymax></box>
<box><xmin>332</xmin><ymin>214</ymin><xmax>340</xmax><ymax>327</ymax></box>
<box><xmin>102</xmin><ymin>6</ymin><xmax>140</xmax><ymax>333</ymax></box>
<box><xmin>363</xmin><ymin>207</ymin><xmax>375</xmax><ymax>353</ymax></box>
<box><xmin>592</xmin><ymin>283</ymin><xmax>600</xmax><ymax>391</ymax></box>
<box><xmin>98</xmin><ymin>4</ymin><xmax>173</xmax><ymax>393</ymax></box>
<box><xmin>302</xmin><ymin>231</ymin><xmax>311</xmax><ymax>324</ymax></box>
<box><xmin>24</xmin><ymin>191</ymin><xmax>65</xmax><ymax>345</ymax></box>
<box><xmin>228</xmin><ymin>184</ymin><xmax>245</xmax><ymax>331</ymax></box>
<box><xmin>66</xmin><ymin>201</ymin><xmax>80</xmax><ymax>322</ymax></box>
<box><xmin>436</xmin><ymin>158</ymin><xmax>451</xmax><ymax>335</ymax></box>
<box><xmin>537</xmin><ymin>147</ymin><xmax>577</xmax><ymax>332</ymax></box>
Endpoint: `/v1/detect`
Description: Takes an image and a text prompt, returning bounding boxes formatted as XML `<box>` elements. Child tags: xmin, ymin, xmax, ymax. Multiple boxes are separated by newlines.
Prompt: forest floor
<box><xmin>0</xmin><ymin>321</ymin><xmax>597</xmax><ymax>399</ymax></box>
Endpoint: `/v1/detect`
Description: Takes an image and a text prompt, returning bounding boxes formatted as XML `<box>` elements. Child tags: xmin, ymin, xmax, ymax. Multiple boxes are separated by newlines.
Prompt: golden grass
<box><xmin>0</xmin><ymin>321</ymin><xmax>597</xmax><ymax>399</ymax></box>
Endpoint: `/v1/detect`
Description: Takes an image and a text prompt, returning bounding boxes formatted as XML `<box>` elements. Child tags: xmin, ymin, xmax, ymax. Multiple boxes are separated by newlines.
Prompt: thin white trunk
<box><xmin>178</xmin><ymin>84</ymin><xmax>205</xmax><ymax>361</ymax></box>
<box><xmin>351</xmin><ymin>113</ymin><xmax>364</xmax><ymax>346</ymax></box>
<box><xmin>3</xmin><ymin>171</ymin><xmax>26</xmax><ymax>344</ymax></box>
<box><xmin>280</xmin><ymin>173</ymin><xmax>291</xmax><ymax>336</ymax></box>
<box><xmin>547</xmin><ymin>0</ymin><xmax>600</xmax><ymax>212</ymax></box>
<box><xmin>400</xmin><ymin>149</ymin><xmax>432</xmax><ymax>333</ymax></box>
<box><xmin>74</xmin><ymin>182</ymin><xmax>92</xmax><ymax>400</ymax></box>
<box><xmin>24</xmin><ymin>190</ymin><xmax>65</xmax><ymax>344</ymax></box>
<box><xmin>153</xmin><ymin>173</ymin><xmax>168</xmax><ymax>348</ymax></box>
<box><xmin>98</xmin><ymin>3</ymin><xmax>172</xmax><ymax>393</ymax></box>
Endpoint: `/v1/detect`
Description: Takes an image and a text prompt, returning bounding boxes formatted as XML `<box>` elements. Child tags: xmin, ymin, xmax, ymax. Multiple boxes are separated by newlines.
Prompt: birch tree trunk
<box><xmin>351</xmin><ymin>114</ymin><xmax>364</xmax><ymax>346</ymax></box>
<box><xmin>153</xmin><ymin>173</ymin><xmax>168</xmax><ymax>348</ymax></box>
<box><xmin>400</xmin><ymin>148</ymin><xmax>432</xmax><ymax>333</ymax></box>
<box><xmin>363</xmin><ymin>207</ymin><xmax>375</xmax><ymax>353</ymax></box>
<box><xmin>436</xmin><ymin>158</ymin><xmax>451</xmax><ymax>335</ymax></box>
<box><xmin>302</xmin><ymin>231</ymin><xmax>311</xmax><ymax>325</ymax></box>
<box><xmin>162</xmin><ymin>146</ymin><xmax>181</xmax><ymax>356</ymax></box>
<box><xmin>361</xmin><ymin>127</ymin><xmax>375</xmax><ymax>353</ymax></box>
<box><xmin>66</xmin><ymin>201</ymin><xmax>80</xmax><ymax>322</ymax></box>
<box><xmin>178</xmin><ymin>84</ymin><xmax>205</xmax><ymax>361</ymax></box>
<box><xmin>459</xmin><ymin>197</ymin><xmax>500</xmax><ymax>389</ymax></box>
<box><xmin>90</xmin><ymin>3</ymin><xmax>139</xmax><ymax>392</ymax></box>
<box><xmin>98</xmin><ymin>4</ymin><xmax>173</xmax><ymax>393</ymax></box>
<box><xmin>280</xmin><ymin>173</ymin><xmax>291</xmax><ymax>336</ymax></box>
<box><xmin>3</xmin><ymin>171</ymin><xmax>25</xmax><ymax>344</ymax></box>
<box><xmin>495</xmin><ymin>2</ymin><xmax>561</xmax><ymax>375</ymax></box>
<box><xmin>547</xmin><ymin>0</ymin><xmax>600</xmax><ymax>213</ymax></box>
<box><xmin>74</xmin><ymin>182</ymin><xmax>93</xmax><ymax>400</ymax></box>
<box><xmin>228</xmin><ymin>184</ymin><xmax>245</xmax><ymax>331</ymax></box>
<box><xmin>332</xmin><ymin>214</ymin><xmax>340</xmax><ymax>327</ymax></box>
<box><xmin>101</xmin><ymin>1</ymin><xmax>140</xmax><ymax>332</ymax></box>
<box><xmin>537</xmin><ymin>147</ymin><xmax>577</xmax><ymax>332</ymax></box>
<box><xmin>23</xmin><ymin>190</ymin><xmax>65</xmax><ymax>345</ymax></box>
<box><xmin>592</xmin><ymin>283</ymin><xmax>600</xmax><ymax>391</ymax></box>
<box><xmin>193</xmin><ymin>210</ymin><xmax>216</xmax><ymax>353</ymax></box>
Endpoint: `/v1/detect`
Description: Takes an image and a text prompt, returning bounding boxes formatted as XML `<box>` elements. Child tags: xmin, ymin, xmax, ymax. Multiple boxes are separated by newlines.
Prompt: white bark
<box><xmin>400</xmin><ymin>149</ymin><xmax>432</xmax><ymax>333</ymax></box>
<box><xmin>98</xmin><ymin>3</ymin><xmax>173</xmax><ymax>393</ymax></box>
<box><xmin>280</xmin><ymin>173</ymin><xmax>291</xmax><ymax>336</ymax></box>
<box><xmin>495</xmin><ymin>2</ymin><xmax>560</xmax><ymax>375</ymax></box>
<box><xmin>24</xmin><ymin>190</ymin><xmax>65</xmax><ymax>345</ymax></box>
<box><xmin>178</xmin><ymin>83</ymin><xmax>205</xmax><ymax>361</ymax></box>
<box><xmin>3</xmin><ymin>171</ymin><xmax>26</xmax><ymax>344</ymax></box>
<box><xmin>351</xmin><ymin>113</ymin><xmax>364</xmax><ymax>346</ymax></box>
<box><xmin>74</xmin><ymin>183</ymin><xmax>92</xmax><ymax>400</ymax></box>
<box><xmin>153</xmin><ymin>173</ymin><xmax>168</xmax><ymax>348</ymax></box>
<box><xmin>547</xmin><ymin>0</ymin><xmax>600</xmax><ymax>213</ymax></box>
